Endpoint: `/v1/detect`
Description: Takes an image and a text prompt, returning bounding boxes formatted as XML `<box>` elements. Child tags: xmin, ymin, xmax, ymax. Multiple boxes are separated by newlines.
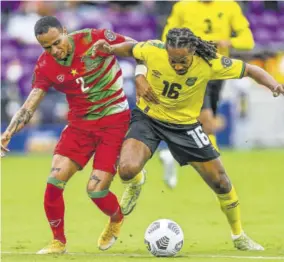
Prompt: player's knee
<box><xmin>87</xmin><ymin>188</ymin><xmax>109</xmax><ymax>199</ymax></box>
<box><xmin>118</xmin><ymin>161</ymin><xmax>141</xmax><ymax>181</ymax></box>
<box><xmin>86</xmin><ymin>180</ymin><xmax>109</xmax><ymax>193</ymax></box>
<box><xmin>211</xmin><ymin>170</ymin><xmax>232</xmax><ymax>194</ymax></box>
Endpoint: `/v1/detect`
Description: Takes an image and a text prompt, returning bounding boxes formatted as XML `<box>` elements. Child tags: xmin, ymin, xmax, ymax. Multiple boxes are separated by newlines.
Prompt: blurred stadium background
<box><xmin>1</xmin><ymin>0</ymin><xmax>284</xmax><ymax>152</ymax></box>
<box><xmin>1</xmin><ymin>1</ymin><xmax>284</xmax><ymax>261</ymax></box>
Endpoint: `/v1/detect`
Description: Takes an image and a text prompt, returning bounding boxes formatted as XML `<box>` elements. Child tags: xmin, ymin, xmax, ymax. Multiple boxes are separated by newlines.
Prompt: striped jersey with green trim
<box><xmin>32</xmin><ymin>28</ymin><xmax>129</xmax><ymax>123</ymax></box>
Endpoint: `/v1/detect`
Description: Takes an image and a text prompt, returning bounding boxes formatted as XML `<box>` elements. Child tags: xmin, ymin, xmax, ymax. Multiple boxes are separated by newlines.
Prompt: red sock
<box><xmin>91</xmin><ymin>191</ymin><xmax>123</xmax><ymax>222</ymax></box>
<box><xmin>44</xmin><ymin>183</ymin><xmax>66</xmax><ymax>244</ymax></box>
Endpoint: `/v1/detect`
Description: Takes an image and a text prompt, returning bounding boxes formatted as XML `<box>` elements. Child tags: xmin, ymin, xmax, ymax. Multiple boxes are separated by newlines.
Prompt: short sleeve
<box><xmin>32</xmin><ymin>64</ymin><xmax>52</xmax><ymax>91</ymax></box>
<box><xmin>95</xmin><ymin>29</ymin><xmax>126</xmax><ymax>45</ymax></box>
<box><xmin>132</xmin><ymin>40</ymin><xmax>162</xmax><ymax>62</ymax></box>
<box><xmin>210</xmin><ymin>55</ymin><xmax>246</xmax><ymax>80</ymax></box>
<box><xmin>230</xmin><ymin>2</ymin><xmax>250</xmax><ymax>32</ymax></box>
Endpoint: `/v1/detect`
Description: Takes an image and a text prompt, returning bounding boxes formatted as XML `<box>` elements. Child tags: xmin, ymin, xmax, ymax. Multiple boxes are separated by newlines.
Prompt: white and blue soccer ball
<box><xmin>144</xmin><ymin>219</ymin><xmax>184</xmax><ymax>257</ymax></box>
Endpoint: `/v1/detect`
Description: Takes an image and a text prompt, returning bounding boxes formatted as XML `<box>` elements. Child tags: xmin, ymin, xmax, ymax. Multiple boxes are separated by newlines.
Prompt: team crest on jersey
<box><xmin>152</xmin><ymin>70</ymin><xmax>162</xmax><ymax>78</ymax></box>
<box><xmin>104</xmin><ymin>29</ymin><xmax>116</xmax><ymax>42</ymax></box>
<box><xmin>221</xmin><ymin>56</ymin><xmax>233</xmax><ymax>68</ymax></box>
<box><xmin>186</xmin><ymin>77</ymin><xmax>197</xmax><ymax>86</ymax></box>
<box><xmin>57</xmin><ymin>74</ymin><xmax>65</xmax><ymax>82</ymax></box>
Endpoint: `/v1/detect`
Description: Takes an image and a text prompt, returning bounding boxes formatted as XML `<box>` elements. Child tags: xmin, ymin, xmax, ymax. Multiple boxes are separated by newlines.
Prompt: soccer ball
<box><xmin>144</xmin><ymin>219</ymin><xmax>184</xmax><ymax>257</ymax></box>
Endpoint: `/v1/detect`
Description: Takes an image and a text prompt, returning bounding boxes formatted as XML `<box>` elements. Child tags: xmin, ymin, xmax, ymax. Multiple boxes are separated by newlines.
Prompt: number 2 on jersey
<box><xmin>187</xmin><ymin>126</ymin><xmax>210</xmax><ymax>148</ymax></box>
<box><xmin>76</xmin><ymin>77</ymin><xmax>90</xmax><ymax>93</ymax></box>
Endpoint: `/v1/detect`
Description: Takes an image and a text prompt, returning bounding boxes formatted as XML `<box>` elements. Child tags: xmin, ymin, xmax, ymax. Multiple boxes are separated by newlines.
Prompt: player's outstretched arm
<box><xmin>244</xmin><ymin>64</ymin><xmax>284</xmax><ymax>97</ymax></box>
<box><xmin>92</xmin><ymin>39</ymin><xmax>136</xmax><ymax>58</ymax></box>
<box><xmin>1</xmin><ymin>88</ymin><xmax>46</xmax><ymax>157</ymax></box>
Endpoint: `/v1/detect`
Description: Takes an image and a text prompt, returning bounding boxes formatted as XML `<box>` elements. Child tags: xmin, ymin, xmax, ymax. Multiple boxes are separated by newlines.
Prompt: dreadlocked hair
<box><xmin>166</xmin><ymin>28</ymin><xmax>218</xmax><ymax>66</ymax></box>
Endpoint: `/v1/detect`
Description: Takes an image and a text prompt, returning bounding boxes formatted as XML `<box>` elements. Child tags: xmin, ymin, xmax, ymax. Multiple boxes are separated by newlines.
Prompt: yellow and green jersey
<box><xmin>132</xmin><ymin>40</ymin><xmax>245</xmax><ymax>124</ymax></box>
<box><xmin>162</xmin><ymin>0</ymin><xmax>254</xmax><ymax>56</ymax></box>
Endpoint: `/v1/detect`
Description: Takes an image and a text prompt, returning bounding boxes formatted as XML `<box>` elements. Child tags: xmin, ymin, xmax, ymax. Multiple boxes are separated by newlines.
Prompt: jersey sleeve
<box><xmin>229</xmin><ymin>2</ymin><xmax>255</xmax><ymax>50</ymax></box>
<box><xmin>210</xmin><ymin>55</ymin><xmax>246</xmax><ymax>80</ymax></box>
<box><xmin>94</xmin><ymin>29</ymin><xmax>126</xmax><ymax>45</ymax></box>
<box><xmin>132</xmin><ymin>40</ymin><xmax>162</xmax><ymax>62</ymax></box>
<box><xmin>31</xmin><ymin>64</ymin><xmax>52</xmax><ymax>92</ymax></box>
<box><xmin>230</xmin><ymin>2</ymin><xmax>250</xmax><ymax>32</ymax></box>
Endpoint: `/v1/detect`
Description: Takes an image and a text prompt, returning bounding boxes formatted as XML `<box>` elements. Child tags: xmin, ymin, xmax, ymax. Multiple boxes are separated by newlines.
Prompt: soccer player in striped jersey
<box><xmin>0</xmin><ymin>16</ymin><xmax>135</xmax><ymax>254</ymax></box>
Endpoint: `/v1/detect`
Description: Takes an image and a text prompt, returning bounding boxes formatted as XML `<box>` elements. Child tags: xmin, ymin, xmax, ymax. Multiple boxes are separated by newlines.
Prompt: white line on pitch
<box><xmin>1</xmin><ymin>251</ymin><xmax>284</xmax><ymax>260</ymax></box>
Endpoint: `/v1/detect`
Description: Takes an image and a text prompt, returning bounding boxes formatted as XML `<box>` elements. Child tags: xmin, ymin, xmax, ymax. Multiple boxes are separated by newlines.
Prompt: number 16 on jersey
<box><xmin>187</xmin><ymin>126</ymin><xmax>210</xmax><ymax>148</ymax></box>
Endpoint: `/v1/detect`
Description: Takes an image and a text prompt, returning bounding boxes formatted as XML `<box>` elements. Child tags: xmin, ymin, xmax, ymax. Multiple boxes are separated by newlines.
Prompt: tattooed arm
<box><xmin>1</xmin><ymin>88</ymin><xmax>46</xmax><ymax>156</ymax></box>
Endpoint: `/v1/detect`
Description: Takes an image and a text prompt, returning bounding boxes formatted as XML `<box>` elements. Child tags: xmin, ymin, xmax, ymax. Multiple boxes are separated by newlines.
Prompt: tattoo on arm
<box><xmin>6</xmin><ymin>88</ymin><xmax>46</xmax><ymax>137</ymax></box>
<box><xmin>90</xmin><ymin>174</ymin><xmax>101</xmax><ymax>186</ymax></box>
<box><xmin>7</xmin><ymin>108</ymin><xmax>33</xmax><ymax>135</ymax></box>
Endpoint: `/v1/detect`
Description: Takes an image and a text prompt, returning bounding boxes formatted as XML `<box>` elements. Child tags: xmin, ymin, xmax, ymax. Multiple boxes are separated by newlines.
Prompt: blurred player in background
<box><xmin>160</xmin><ymin>0</ymin><xmax>255</xmax><ymax>187</ymax></box>
<box><xmin>92</xmin><ymin>28</ymin><xmax>283</xmax><ymax>250</ymax></box>
<box><xmin>1</xmin><ymin>16</ymin><xmax>135</xmax><ymax>254</ymax></box>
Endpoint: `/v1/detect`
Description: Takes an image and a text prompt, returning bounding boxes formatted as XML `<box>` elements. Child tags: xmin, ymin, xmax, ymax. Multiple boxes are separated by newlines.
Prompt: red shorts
<box><xmin>54</xmin><ymin>110</ymin><xmax>130</xmax><ymax>174</ymax></box>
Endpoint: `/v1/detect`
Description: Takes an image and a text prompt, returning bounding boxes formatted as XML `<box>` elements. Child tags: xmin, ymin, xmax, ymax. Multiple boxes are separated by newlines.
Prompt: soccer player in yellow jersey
<box><xmin>161</xmin><ymin>0</ymin><xmax>255</xmax><ymax>186</ymax></box>
<box><xmin>93</xmin><ymin>28</ymin><xmax>283</xmax><ymax>250</ymax></box>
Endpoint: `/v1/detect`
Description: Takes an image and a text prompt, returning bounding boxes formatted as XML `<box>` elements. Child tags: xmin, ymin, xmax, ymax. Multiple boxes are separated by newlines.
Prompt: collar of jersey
<box><xmin>54</xmin><ymin>36</ymin><xmax>75</xmax><ymax>67</ymax></box>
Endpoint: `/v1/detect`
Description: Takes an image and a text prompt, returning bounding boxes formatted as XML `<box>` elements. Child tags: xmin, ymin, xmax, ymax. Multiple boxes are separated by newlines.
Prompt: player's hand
<box><xmin>272</xmin><ymin>84</ymin><xmax>284</xmax><ymax>97</ymax></box>
<box><xmin>1</xmin><ymin>131</ymin><xmax>11</xmax><ymax>158</ymax></box>
<box><xmin>217</xmin><ymin>40</ymin><xmax>232</xmax><ymax>49</ymax></box>
<box><xmin>135</xmin><ymin>75</ymin><xmax>160</xmax><ymax>104</ymax></box>
<box><xmin>92</xmin><ymin>40</ymin><xmax>113</xmax><ymax>56</ymax></box>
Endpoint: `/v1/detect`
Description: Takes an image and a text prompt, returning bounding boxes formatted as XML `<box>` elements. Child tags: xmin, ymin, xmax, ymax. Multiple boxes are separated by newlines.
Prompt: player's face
<box><xmin>37</xmin><ymin>27</ymin><xmax>70</xmax><ymax>60</ymax></box>
<box><xmin>167</xmin><ymin>47</ymin><xmax>194</xmax><ymax>75</ymax></box>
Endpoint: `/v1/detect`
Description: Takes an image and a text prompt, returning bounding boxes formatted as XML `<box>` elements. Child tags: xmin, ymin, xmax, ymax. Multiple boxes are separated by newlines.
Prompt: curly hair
<box><xmin>166</xmin><ymin>28</ymin><xmax>217</xmax><ymax>66</ymax></box>
<box><xmin>34</xmin><ymin>16</ymin><xmax>63</xmax><ymax>37</ymax></box>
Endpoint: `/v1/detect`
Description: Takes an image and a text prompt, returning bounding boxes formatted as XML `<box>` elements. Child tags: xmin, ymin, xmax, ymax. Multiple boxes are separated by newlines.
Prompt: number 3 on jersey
<box><xmin>187</xmin><ymin>126</ymin><xmax>210</xmax><ymax>148</ymax></box>
<box><xmin>76</xmin><ymin>77</ymin><xmax>90</xmax><ymax>93</ymax></box>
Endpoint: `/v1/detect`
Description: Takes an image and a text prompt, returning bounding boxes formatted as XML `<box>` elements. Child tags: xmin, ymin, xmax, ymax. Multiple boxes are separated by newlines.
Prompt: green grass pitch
<box><xmin>1</xmin><ymin>150</ymin><xmax>284</xmax><ymax>261</ymax></box>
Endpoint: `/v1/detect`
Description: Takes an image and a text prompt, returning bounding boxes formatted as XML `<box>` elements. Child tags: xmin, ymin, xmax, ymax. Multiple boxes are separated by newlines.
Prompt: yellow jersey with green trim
<box><xmin>132</xmin><ymin>40</ymin><xmax>245</xmax><ymax>125</ymax></box>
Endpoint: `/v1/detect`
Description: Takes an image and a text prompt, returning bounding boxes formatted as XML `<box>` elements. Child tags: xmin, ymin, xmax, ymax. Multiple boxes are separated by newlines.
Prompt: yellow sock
<box><xmin>209</xmin><ymin>134</ymin><xmax>219</xmax><ymax>152</ymax></box>
<box><xmin>121</xmin><ymin>171</ymin><xmax>144</xmax><ymax>186</ymax></box>
<box><xmin>217</xmin><ymin>186</ymin><xmax>242</xmax><ymax>235</ymax></box>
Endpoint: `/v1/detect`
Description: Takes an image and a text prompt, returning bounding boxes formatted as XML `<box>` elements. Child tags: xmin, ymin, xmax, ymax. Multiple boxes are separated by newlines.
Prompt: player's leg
<box><xmin>87</xmin><ymin>111</ymin><xmax>130</xmax><ymax>250</ymax></box>
<box><xmin>37</xmin><ymin>154</ymin><xmax>80</xmax><ymax>254</ymax></box>
<box><xmin>37</xmin><ymin>126</ymin><xmax>94</xmax><ymax>254</ymax></box>
<box><xmin>87</xmin><ymin>169</ymin><xmax>123</xmax><ymax>250</ymax></box>
<box><xmin>118</xmin><ymin>109</ymin><xmax>161</xmax><ymax>215</ymax></box>
<box><xmin>199</xmin><ymin>80</ymin><xmax>223</xmax><ymax>151</ymax></box>
<box><xmin>190</xmin><ymin>159</ymin><xmax>264</xmax><ymax>251</ymax></box>
<box><xmin>164</xmin><ymin>121</ymin><xmax>263</xmax><ymax>251</ymax></box>
<box><xmin>158</xmin><ymin>141</ymin><xmax>177</xmax><ymax>189</ymax></box>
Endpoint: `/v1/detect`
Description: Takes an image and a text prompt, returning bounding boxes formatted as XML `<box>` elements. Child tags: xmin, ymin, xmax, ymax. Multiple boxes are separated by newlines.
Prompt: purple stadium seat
<box><xmin>19</xmin><ymin>44</ymin><xmax>43</xmax><ymax>62</ymax></box>
<box><xmin>248</xmin><ymin>1</ymin><xmax>264</xmax><ymax>14</ymax></box>
<box><xmin>1</xmin><ymin>43</ymin><xmax>19</xmax><ymax>63</ymax></box>
<box><xmin>253</xmin><ymin>27</ymin><xmax>272</xmax><ymax>46</ymax></box>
